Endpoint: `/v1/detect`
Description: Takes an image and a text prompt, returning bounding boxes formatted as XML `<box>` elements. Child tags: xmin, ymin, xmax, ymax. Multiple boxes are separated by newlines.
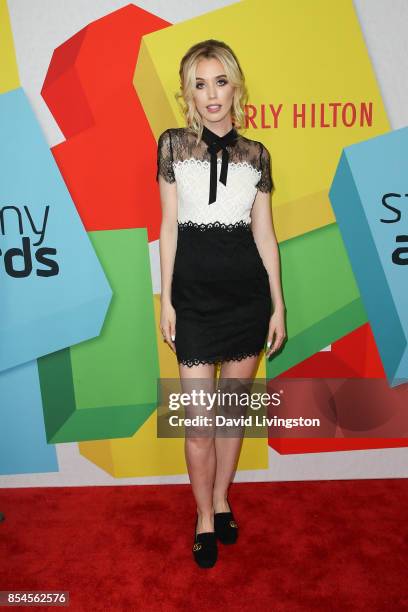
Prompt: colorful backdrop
<box><xmin>1</xmin><ymin>0</ymin><xmax>408</xmax><ymax>486</ymax></box>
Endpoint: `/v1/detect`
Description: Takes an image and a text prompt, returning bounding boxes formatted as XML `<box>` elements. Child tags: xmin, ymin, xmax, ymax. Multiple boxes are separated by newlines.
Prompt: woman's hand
<box><xmin>160</xmin><ymin>298</ymin><xmax>177</xmax><ymax>353</ymax></box>
<box><xmin>265</xmin><ymin>305</ymin><xmax>286</xmax><ymax>358</ymax></box>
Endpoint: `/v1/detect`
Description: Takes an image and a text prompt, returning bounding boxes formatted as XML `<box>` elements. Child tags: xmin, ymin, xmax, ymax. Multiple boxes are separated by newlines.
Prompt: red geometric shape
<box><xmin>41</xmin><ymin>5</ymin><xmax>171</xmax><ymax>240</ymax></box>
<box><xmin>282</xmin><ymin>323</ymin><xmax>386</xmax><ymax>379</ymax></box>
<box><xmin>268</xmin><ymin>375</ymin><xmax>408</xmax><ymax>455</ymax></box>
<box><xmin>270</xmin><ymin>438</ymin><xmax>408</xmax><ymax>455</ymax></box>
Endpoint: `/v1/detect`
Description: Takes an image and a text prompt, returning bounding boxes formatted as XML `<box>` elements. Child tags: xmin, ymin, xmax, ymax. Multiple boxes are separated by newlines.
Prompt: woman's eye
<box><xmin>195</xmin><ymin>80</ymin><xmax>228</xmax><ymax>89</ymax></box>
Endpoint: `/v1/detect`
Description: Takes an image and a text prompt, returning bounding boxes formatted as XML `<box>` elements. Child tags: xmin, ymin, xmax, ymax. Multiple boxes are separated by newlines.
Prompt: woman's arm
<box><xmin>251</xmin><ymin>189</ymin><xmax>285</xmax><ymax>311</ymax></box>
<box><xmin>158</xmin><ymin>176</ymin><xmax>177</xmax><ymax>352</ymax></box>
<box><xmin>159</xmin><ymin>176</ymin><xmax>178</xmax><ymax>305</ymax></box>
<box><xmin>251</xmin><ymin>189</ymin><xmax>286</xmax><ymax>356</ymax></box>
<box><xmin>156</xmin><ymin>129</ymin><xmax>178</xmax><ymax>352</ymax></box>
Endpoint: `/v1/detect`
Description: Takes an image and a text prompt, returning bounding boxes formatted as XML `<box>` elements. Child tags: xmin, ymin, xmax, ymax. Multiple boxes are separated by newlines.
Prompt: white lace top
<box><xmin>156</xmin><ymin>126</ymin><xmax>273</xmax><ymax>229</ymax></box>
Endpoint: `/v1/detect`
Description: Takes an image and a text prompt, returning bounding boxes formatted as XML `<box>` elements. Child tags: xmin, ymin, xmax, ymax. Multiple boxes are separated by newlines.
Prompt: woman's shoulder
<box><xmin>158</xmin><ymin>127</ymin><xmax>194</xmax><ymax>151</ymax></box>
<box><xmin>159</xmin><ymin>126</ymin><xmax>192</xmax><ymax>138</ymax></box>
<box><xmin>238</xmin><ymin>131</ymin><xmax>268</xmax><ymax>152</ymax></box>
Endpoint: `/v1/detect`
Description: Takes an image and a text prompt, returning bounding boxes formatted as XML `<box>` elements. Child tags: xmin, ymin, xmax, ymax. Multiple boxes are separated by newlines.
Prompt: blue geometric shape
<box><xmin>0</xmin><ymin>360</ymin><xmax>58</xmax><ymax>475</ymax></box>
<box><xmin>329</xmin><ymin>126</ymin><xmax>408</xmax><ymax>387</ymax></box>
<box><xmin>0</xmin><ymin>87</ymin><xmax>112</xmax><ymax>373</ymax></box>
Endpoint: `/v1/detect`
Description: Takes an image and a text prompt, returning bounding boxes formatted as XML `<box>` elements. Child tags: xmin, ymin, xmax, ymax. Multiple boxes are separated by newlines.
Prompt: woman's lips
<box><xmin>207</xmin><ymin>105</ymin><xmax>222</xmax><ymax>113</ymax></box>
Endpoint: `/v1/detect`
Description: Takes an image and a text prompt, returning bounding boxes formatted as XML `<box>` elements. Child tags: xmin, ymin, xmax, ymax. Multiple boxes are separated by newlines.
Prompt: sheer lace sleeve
<box><xmin>255</xmin><ymin>143</ymin><xmax>274</xmax><ymax>193</ymax></box>
<box><xmin>156</xmin><ymin>129</ymin><xmax>175</xmax><ymax>184</ymax></box>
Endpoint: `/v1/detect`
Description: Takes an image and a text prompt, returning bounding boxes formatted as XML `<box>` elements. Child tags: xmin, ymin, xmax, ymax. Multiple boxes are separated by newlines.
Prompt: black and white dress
<box><xmin>156</xmin><ymin>125</ymin><xmax>274</xmax><ymax>368</ymax></box>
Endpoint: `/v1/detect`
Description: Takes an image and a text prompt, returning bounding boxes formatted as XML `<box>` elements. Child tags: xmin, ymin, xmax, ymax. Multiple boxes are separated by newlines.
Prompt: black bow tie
<box><xmin>201</xmin><ymin>125</ymin><xmax>239</xmax><ymax>205</ymax></box>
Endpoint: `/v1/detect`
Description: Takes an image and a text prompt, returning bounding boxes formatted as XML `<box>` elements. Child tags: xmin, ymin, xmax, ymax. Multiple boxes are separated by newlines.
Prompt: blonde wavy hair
<box><xmin>175</xmin><ymin>39</ymin><xmax>248</xmax><ymax>144</ymax></box>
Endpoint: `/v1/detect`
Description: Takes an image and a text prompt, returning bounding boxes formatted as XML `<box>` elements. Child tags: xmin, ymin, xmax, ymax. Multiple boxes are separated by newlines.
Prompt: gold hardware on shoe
<box><xmin>193</xmin><ymin>542</ymin><xmax>202</xmax><ymax>551</ymax></box>
<box><xmin>229</xmin><ymin>520</ymin><xmax>237</xmax><ymax>528</ymax></box>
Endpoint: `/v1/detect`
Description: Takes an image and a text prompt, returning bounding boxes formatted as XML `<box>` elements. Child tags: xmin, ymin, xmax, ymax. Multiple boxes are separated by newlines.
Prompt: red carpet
<box><xmin>1</xmin><ymin>480</ymin><xmax>407</xmax><ymax>611</ymax></box>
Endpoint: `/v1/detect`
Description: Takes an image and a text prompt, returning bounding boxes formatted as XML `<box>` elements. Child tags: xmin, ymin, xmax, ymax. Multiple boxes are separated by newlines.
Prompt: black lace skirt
<box><xmin>171</xmin><ymin>221</ymin><xmax>272</xmax><ymax>367</ymax></box>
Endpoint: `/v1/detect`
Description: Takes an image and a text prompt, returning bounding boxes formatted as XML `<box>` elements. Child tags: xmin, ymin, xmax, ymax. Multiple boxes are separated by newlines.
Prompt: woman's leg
<box><xmin>213</xmin><ymin>355</ymin><xmax>260</xmax><ymax>512</ymax></box>
<box><xmin>179</xmin><ymin>362</ymin><xmax>217</xmax><ymax>534</ymax></box>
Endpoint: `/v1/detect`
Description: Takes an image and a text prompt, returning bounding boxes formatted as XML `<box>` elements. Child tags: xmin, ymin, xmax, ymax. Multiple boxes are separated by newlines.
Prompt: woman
<box><xmin>156</xmin><ymin>39</ymin><xmax>286</xmax><ymax>568</ymax></box>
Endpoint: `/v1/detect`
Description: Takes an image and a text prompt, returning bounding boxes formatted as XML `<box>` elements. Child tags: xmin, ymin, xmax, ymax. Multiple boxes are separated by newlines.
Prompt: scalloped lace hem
<box><xmin>177</xmin><ymin>348</ymin><xmax>264</xmax><ymax>368</ymax></box>
<box><xmin>173</xmin><ymin>158</ymin><xmax>261</xmax><ymax>174</ymax></box>
<box><xmin>178</xmin><ymin>220</ymin><xmax>251</xmax><ymax>232</ymax></box>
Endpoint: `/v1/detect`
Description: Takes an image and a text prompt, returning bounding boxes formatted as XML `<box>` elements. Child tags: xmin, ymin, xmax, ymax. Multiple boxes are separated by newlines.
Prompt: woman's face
<box><xmin>192</xmin><ymin>57</ymin><xmax>235</xmax><ymax>126</ymax></box>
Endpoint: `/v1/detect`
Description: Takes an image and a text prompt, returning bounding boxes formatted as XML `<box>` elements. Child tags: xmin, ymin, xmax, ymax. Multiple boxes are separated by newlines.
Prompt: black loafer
<box><xmin>192</xmin><ymin>516</ymin><xmax>218</xmax><ymax>568</ymax></box>
<box><xmin>214</xmin><ymin>502</ymin><xmax>238</xmax><ymax>545</ymax></box>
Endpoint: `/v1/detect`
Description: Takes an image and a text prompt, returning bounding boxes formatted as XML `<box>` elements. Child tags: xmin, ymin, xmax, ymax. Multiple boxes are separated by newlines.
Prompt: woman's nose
<box><xmin>207</xmin><ymin>83</ymin><xmax>216</xmax><ymax>98</ymax></box>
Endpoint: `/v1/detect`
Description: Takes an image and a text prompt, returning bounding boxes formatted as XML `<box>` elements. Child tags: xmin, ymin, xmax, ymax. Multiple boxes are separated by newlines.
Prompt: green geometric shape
<box><xmin>37</xmin><ymin>228</ymin><xmax>159</xmax><ymax>443</ymax></box>
<box><xmin>267</xmin><ymin>222</ymin><xmax>368</xmax><ymax>375</ymax></box>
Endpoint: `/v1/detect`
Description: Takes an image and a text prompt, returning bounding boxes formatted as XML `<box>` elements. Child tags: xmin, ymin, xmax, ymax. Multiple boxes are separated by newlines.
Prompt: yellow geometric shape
<box><xmin>0</xmin><ymin>0</ymin><xmax>20</xmax><ymax>93</ymax></box>
<box><xmin>79</xmin><ymin>401</ymin><xmax>268</xmax><ymax>478</ymax></box>
<box><xmin>136</xmin><ymin>0</ymin><xmax>390</xmax><ymax>243</ymax></box>
<box><xmin>273</xmin><ymin>189</ymin><xmax>336</xmax><ymax>243</ymax></box>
